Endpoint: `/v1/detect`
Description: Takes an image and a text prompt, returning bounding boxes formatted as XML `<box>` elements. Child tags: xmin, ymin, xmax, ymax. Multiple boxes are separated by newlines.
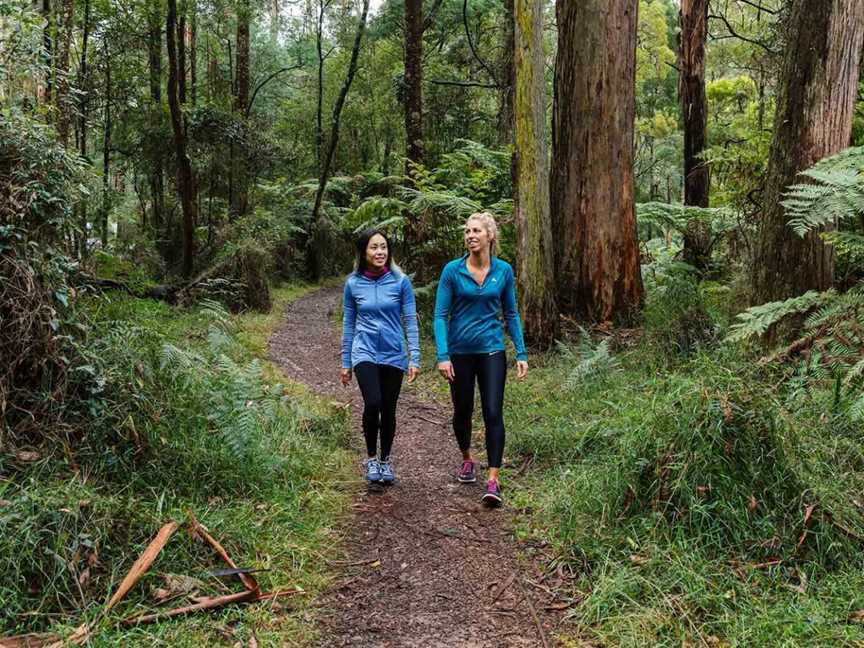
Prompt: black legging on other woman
<box><xmin>354</xmin><ymin>362</ymin><xmax>404</xmax><ymax>460</ymax></box>
<box><xmin>450</xmin><ymin>351</ymin><xmax>507</xmax><ymax>468</ymax></box>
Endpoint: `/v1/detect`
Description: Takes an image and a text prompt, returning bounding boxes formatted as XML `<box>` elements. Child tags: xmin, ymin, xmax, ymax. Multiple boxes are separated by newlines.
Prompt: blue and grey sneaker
<box><xmin>379</xmin><ymin>459</ymin><xmax>396</xmax><ymax>484</ymax></box>
<box><xmin>365</xmin><ymin>457</ymin><xmax>382</xmax><ymax>483</ymax></box>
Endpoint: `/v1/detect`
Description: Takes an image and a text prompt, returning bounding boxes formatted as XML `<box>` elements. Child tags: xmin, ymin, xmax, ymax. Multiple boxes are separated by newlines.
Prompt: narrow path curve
<box><xmin>269</xmin><ymin>287</ymin><xmax>561</xmax><ymax>647</ymax></box>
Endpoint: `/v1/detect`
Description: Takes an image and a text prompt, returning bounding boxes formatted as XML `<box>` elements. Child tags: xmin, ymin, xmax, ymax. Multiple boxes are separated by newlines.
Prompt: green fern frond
<box><xmin>726</xmin><ymin>290</ymin><xmax>829</xmax><ymax>343</ymax></box>
<box><xmin>783</xmin><ymin>146</ymin><xmax>864</xmax><ymax>236</ymax></box>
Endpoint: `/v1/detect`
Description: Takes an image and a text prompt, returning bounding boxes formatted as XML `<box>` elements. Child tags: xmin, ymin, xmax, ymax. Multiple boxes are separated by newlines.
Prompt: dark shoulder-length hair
<box><xmin>354</xmin><ymin>228</ymin><xmax>397</xmax><ymax>274</ymax></box>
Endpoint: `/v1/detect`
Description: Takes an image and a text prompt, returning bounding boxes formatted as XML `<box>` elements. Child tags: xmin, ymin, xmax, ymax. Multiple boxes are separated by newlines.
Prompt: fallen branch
<box><xmin>123</xmin><ymin>590</ymin><xmax>257</xmax><ymax>626</ymax></box>
<box><xmin>190</xmin><ymin>515</ymin><xmax>259</xmax><ymax>592</ymax></box>
<box><xmin>107</xmin><ymin>521</ymin><xmax>180</xmax><ymax>610</ymax></box>
<box><xmin>516</xmin><ymin>574</ymin><xmax>551</xmax><ymax>648</ymax></box>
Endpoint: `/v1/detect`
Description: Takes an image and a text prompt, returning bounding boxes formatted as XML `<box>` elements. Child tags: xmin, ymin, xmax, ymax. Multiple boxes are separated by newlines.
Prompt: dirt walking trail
<box><xmin>269</xmin><ymin>287</ymin><xmax>568</xmax><ymax>647</ymax></box>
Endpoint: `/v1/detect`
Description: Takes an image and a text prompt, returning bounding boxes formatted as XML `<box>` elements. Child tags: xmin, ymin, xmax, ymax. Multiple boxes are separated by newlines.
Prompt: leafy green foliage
<box><xmin>783</xmin><ymin>146</ymin><xmax>864</xmax><ymax>236</ymax></box>
<box><xmin>726</xmin><ymin>290</ymin><xmax>829</xmax><ymax>342</ymax></box>
<box><xmin>557</xmin><ymin>334</ymin><xmax>621</xmax><ymax>390</ymax></box>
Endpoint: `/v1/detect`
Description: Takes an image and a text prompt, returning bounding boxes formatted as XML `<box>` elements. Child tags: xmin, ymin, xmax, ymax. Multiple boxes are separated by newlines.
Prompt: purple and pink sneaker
<box><xmin>482</xmin><ymin>479</ymin><xmax>503</xmax><ymax>507</ymax></box>
<box><xmin>457</xmin><ymin>459</ymin><xmax>477</xmax><ymax>483</ymax></box>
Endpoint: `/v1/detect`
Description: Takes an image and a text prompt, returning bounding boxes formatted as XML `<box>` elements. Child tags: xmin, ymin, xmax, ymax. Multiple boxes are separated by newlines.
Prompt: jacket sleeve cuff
<box><xmin>436</xmin><ymin>354</ymin><xmax>450</xmax><ymax>363</ymax></box>
<box><xmin>516</xmin><ymin>352</ymin><xmax>528</xmax><ymax>362</ymax></box>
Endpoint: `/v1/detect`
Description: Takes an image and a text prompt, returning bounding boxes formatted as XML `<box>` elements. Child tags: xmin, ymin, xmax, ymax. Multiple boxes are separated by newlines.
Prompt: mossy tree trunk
<box><xmin>752</xmin><ymin>0</ymin><xmax>864</xmax><ymax>304</ymax></box>
<box><xmin>513</xmin><ymin>0</ymin><xmax>557</xmax><ymax>348</ymax></box>
<box><xmin>679</xmin><ymin>0</ymin><xmax>711</xmax><ymax>270</ymax></box>
<box><xmin>550</xmin><ymin>0</ymin><xmax>643</xmax><ymax>324</ymax></box>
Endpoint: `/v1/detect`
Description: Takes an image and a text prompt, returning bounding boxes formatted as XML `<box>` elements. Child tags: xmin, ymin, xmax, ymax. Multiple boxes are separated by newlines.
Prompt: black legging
<box><xmin>354</xmin><ymin>362</ymin><xmax>404</xmax><ymax>460</ymax></box>
<box><xmin>449</xmin><ymin>352</ymin><xmax>507</xmax><ymax>469</ymax></box>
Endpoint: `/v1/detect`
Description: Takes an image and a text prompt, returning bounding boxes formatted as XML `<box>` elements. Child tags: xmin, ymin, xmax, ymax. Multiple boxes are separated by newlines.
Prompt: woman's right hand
<box><xmin>340</xmin><ymin>368</ymin><xmax>352</xmax><ymax>386</ymax></box>
<box><xmin>437</xmin><ymin>361</ymin><xmax>455</xmax><ymax>383</ymax></box>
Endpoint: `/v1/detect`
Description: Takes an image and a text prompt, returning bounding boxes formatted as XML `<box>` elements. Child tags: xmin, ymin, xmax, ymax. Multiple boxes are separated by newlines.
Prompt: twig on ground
<box><xmin>491</xmin><ymin>572</ymin><xmax>517</xmax><ymax>606</ymax></box>
<box><xmin>516</xmin><ymin>574</ymin><xmax>551</xmax><ymax>648</ymax></box>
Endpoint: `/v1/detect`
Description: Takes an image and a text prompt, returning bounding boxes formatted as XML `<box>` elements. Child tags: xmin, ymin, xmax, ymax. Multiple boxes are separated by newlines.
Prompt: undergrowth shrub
<box><xmin>0</xmin><ymin>112</ymin><xmax>97</xmax><ymax>446</ymax></box>
<box><xmin>0</xmin><ymin>293</ymin><xmax>350</xmax><ymax>634</ymax></box>
<box><xmin>644</xmin><ymin>262</ymin><xmax>722</xmax><ymax>356</ymax></box>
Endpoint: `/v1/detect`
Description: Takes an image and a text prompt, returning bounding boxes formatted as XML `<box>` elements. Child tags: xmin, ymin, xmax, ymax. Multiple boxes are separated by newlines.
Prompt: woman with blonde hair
<box><xmin>433</xmin><ymin>212</ymin><xmax>528</xmax><ymax>507</ymax></box>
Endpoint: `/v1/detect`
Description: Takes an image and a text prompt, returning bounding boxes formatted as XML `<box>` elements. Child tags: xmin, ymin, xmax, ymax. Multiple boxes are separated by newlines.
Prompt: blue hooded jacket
<box><xmin>341</xmin><ymin>269</ymin><xmax>420</xmax><ymax>371</ymax></box>
<box><xmin>433</xmin><ymin>255</ymin><xmax>527</xmax><ymax>363</ymax></box>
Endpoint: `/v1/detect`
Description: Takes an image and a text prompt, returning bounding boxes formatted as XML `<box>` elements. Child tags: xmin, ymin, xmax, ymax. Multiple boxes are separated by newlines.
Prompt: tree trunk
<box><xmin>498</xmin><ymin>0</ymin><xmax>515</xmax><ymax>147</ymax></box>
<box><xmin>231</xmin><ymin>0</ymin><xmax>251</xmax><ymax>218</ymax></box>
<box><xmin>41</xmin><ymin>0</ymin><xmax>52</xmax><ymax>105</ymax></box>
<box><xmin>78</xmin><ymin>0</ymin><xmax>91</xmax><ymax>252</ymax></box>
<box><xmin>177</xmin><ymin>2</ymin><xmax>187</xmax><ymax>105</ymax></box>
<box><xmin>190</xmin><ymin>1</ymin><xmax>197</xmax><ymax>106</ymax></box>
<box><xmin>679</xmin><ymin>0</ymin><xmax>711</xmax><ymax>270</ymax></box>
<box><xmin>309</xmin><ymin>0</ymin><xmax>370</xmax><ymax>278</ymax></box>
<box><xmin>513</xmin><ymin>0</ymin><xmax>557</xmax><ymax>348</ymax></box>
<box><xmin>752</xmin><ymin>0</ymin><xmax>864</xmax><ymax>304</ymax></box>
<box><xmin>235</xmin><ymin>0</ymin><xmax>250</xmax><ymax>113</ymax></box>
<box><xmin>315</xmin><ymin>0</ymin><xmax>326</xmax><ymax>169</ymax></box>
<box><xmin>550</xmin><ymin>0</ymin><xmax>644</xmax><ymax>323</ymax></box>
<box><xmin>55</xmin><ymin>0</ymin><xmax>74</xmax><ymax>148</ymax></box>
<box><xmin>167</xmin><ymin>0</ymin><xmax>198</xmax><ymax>278</ymax></box>
<box><xmin>403</xmin><ymin>0</ymin><xmax>424</xmax><ymax>173</ymax></box>
<box><xmin>147</xmin><ymin>3</ymin><xmax>165</xmax><ymax>236</ymax></box>
<box><xmin>102</xmin><ymin>35</ymin><xmax>111</xmax><ymax>247</ymax></box>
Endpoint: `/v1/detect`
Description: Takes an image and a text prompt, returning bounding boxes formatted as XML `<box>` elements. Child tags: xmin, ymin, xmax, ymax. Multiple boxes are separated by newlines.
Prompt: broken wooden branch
<box><xmin>189</xmin><ymin>515</ymin><xmax>259</xmax><ymax>592</ymax></box>
<box><xmin>122</xmin><ymin>590</ymin><xmax>257</xmax><ymax>626</ymax></box>
<box><xmin>107</xmin><ymin>521</ymin><xmax>180</xmax><ymax>610</ymax></box>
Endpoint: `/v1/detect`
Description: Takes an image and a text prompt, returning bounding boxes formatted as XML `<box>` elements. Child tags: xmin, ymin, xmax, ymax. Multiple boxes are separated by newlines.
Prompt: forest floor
<box><xmin>269</xmin><ymin>287</ymin><xmax>570</xmax><ymax>647</ymax></box>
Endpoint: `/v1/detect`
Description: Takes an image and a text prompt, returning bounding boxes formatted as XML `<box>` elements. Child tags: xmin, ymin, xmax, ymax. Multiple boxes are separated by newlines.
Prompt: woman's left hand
<box><xmin>407</xmin><ymin>366</ymin><xmax>419</xmax><ymax>384</ymax></box>
<box><xmin>516</xmin><ymin>360</ymin><xmax>528</xmax><ymax>380</ymax></box>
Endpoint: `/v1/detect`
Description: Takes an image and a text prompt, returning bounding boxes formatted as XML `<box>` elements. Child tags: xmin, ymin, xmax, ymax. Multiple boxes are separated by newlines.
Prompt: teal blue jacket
<box><xmin>433</xmin><ymin>255</ymin><xmax>528</xmax><ymax>363</ymax></box>
<box><xmin>341</xmin><ymin>269</ymin><xmax>420</xmax><ymax>371</ymax></box>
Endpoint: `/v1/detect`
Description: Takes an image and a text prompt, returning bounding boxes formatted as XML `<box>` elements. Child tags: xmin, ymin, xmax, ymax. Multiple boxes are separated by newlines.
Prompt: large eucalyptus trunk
<box><xmin>679</xmin><ymin>0</ymin><xmax>711</xmax><ymax>270</ymax></box>
<box><xmin>752</xmin><ymin>0</ymin><xmax>864</xmax><ymax>304</ymax></box>
<box><xmin>513</xmin><ymin>0</ymin><xmax>557</xmax><ymax>347</ymax></box>
<box><xmin>167</xmin><ymin>0</ymin><xmax>198</xmax><ymax>278</ymax></box>
<box><xmin>550</xmin><ymin>0</ymin><xmax>643</xmax><ymax>323</ymax></box>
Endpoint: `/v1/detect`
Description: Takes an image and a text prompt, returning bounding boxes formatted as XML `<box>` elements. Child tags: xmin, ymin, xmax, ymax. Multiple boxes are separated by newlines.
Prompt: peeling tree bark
<box><xmin>752</xmin><ymin>0</ymin><xmax>864</xmax><ymax>304</ymax></box>
<box><xmin>513</xmin><ymin>0</ymin><xmax>557</xmax><ymax>348</ymax></box>
<box><xmin>550</xmin><ymin>0</ymin><xmax>644</xmax><ymax>324</ymax></box>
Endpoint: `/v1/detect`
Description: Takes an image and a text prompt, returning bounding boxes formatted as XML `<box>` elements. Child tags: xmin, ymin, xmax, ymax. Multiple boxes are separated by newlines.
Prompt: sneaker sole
<box><xmin>457</xmin><ymin>475</ymin><xmax>477</xmax><ymax>483</ymax></box>
<box><xmin>482</xmin><ymin>492</ymin><xmax>503</xmax><ymax>507</ymax></box>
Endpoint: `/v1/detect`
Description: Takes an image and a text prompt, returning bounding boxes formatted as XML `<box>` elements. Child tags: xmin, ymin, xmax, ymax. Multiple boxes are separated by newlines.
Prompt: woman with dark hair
<box><xmin>434</xmin><ymin>212</ymin><xmax>528</xmax><ymax>507</ymax></box>
<box><xmin>341</xmin><ymin>229</ymin><xmax>420</xmax><ymax>484</ymax></box>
